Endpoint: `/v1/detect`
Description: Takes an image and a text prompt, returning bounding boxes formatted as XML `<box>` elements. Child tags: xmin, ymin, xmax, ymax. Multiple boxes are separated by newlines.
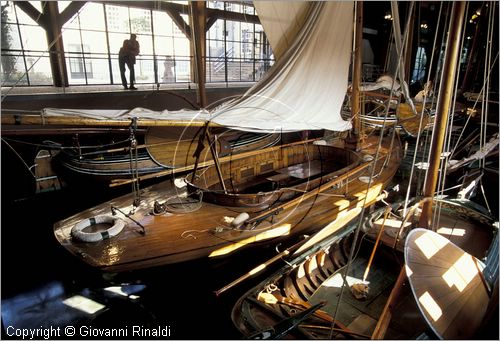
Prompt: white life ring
<box><xmin>71</xmin><ymin>215</ymin><xmax>125</xmax><ymax>243</ymax></box>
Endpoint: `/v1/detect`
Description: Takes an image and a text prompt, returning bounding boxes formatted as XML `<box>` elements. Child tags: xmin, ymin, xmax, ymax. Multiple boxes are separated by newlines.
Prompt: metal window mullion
<box><xmin>13</xmin><ymin>4</ymin><xmax>30</xmax><ymax>85</ymax></box>
<box><xmin>252</xmin><ymin>21</ymin><xmax>256</xmax><ymax>82</ymax></box>
<box><xmin>77</xmin><ymin>16</ymin><xmax>89</xmax><ymax>85</ymax></box>
<box><xmin>223</xmin><ymin>16</ymin><xmax>227</xmax><ymax>83</ymax></box>
<box><xmin>151</xmin><ymin>9</ymin><xmax>158</xmax><ymax>85</ymax></box>
<box><xmin>103</xmin><ymin>4</ymin><xmax>114</xmax><ymax>85</ymax></box>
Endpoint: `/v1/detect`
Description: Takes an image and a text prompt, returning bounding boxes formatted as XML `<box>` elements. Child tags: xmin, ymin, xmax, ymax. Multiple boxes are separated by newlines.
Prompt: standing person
<box><xmin>119</xmin><ymin>33</ymin><xmax>140</xmax><ymax>90</ymax></box>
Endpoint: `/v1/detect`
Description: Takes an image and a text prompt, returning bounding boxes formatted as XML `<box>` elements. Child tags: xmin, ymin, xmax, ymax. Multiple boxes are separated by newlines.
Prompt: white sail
<box><xmin>210</xmin><ymin>1</ymin><xmax>354</xmax><ymax>132</ymax></box>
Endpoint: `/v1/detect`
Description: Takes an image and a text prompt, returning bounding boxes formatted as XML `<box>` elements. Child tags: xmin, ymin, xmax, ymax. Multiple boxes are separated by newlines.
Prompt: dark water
<box><xmin>0</xmin><ymin>168</ymin><xmax>296</xmax><ymax>340</ymax></box>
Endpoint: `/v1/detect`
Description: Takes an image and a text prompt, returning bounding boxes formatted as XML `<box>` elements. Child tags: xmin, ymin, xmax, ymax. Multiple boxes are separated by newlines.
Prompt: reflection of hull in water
<box><xmin>231</xmin><ymin>198</ymin><xmax>496</xmax><ymax>339</ymax></box>
<box><xmin>56</xmin><ymin>127</ymin><xmax>282</xmax><ymax>182</ymax></box>
<box><xmin>53</xmin><ymin>134</ymin><xmax>401</xmax><ymax>272</ymax></box>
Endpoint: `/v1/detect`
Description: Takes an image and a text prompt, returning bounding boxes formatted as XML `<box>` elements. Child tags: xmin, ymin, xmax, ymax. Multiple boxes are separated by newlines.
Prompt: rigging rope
<box><xmin>329</xmin><ymin>5</ymin><xmax>411</xmax><ymax>336</ymax></box>
<box><xmin>402</xmin><ymin>2</ymin><xmax>444</xmax><ymax>216</ymax></box>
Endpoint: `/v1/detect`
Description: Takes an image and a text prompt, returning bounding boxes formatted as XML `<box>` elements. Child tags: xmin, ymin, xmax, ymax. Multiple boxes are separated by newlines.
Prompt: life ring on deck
<box><xmin>71</xmin><ymin>215</ymin><xmax>125</xmax><ymax>242</ymax></box>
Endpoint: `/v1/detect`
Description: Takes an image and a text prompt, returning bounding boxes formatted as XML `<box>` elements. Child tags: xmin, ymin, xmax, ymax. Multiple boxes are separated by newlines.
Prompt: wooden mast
<box><xmin>351</xmin><ymin>0</ymin><xmax>363</xmax><ymax>149</ymax></box>
<box><xmin>189</xmin><ymin>2</ymin><xmax>226</xmax><ymax>191</ymax></box>
<box><xmin>419</xmin><ymin>2</ymin><xmax>466</xmax><ymax>228</ymax></box>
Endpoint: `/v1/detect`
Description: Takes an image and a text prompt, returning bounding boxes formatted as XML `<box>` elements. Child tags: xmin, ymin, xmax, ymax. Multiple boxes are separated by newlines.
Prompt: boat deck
<box><xmin>309</xmin><ymin>247</ymin><xmax>431</xmax><ymax>339</ymax></box>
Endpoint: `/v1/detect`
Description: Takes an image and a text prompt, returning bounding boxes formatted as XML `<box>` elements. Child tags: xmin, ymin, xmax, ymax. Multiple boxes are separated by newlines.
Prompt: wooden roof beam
<box><xmin>60</xmin><ymin>1</ymin><xmax>88</xmax><ymax>25</ymax></box>
<box><xmin>15</xmin><ymin>2</ymin><xmax>44</xmax><ymax>27</ymax></box>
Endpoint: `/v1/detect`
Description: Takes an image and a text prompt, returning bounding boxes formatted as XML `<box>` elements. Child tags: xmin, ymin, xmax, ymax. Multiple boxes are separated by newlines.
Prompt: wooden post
<box><xmin>43</xmin><ymin>2</ymin><xmax>68</xmax><ymax>87</ymax></box>
<box><xmin>419</xmin><ymin>2</ymin><xmax>466</xmax><ymax>228</ymax></box>
<box><xmin>351</xmin><ymin>0</ymin><xmax>363</xmax><ymax>148</ymax></box>
<box><xmin>189</xmin><ymin>1</ymin><xmax>207</xmax><ymax>108</ymax></box>
<box><xmin>403</xmin><ymin>4</ymin><xmax>414</xmax><ymax>83</ymax></box>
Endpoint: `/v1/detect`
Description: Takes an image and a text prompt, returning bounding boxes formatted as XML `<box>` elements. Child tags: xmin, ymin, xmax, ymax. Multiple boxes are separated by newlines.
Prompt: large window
<box><xmin>1</xmin><ymin>1</ymin><xmax>273</xmax><ymax>87</ymax></box>
<box><xmin>206</xmin><ymin>1</ymin><xmax>273</xmax><ymax>83</ymax></box>
<box><xmin>1</xmin><ymin>1</ymin><xmax>53</xmax><ymax>86</ymax></box>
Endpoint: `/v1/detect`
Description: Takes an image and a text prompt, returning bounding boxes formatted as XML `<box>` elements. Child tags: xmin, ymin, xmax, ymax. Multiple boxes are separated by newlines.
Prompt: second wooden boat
<box><xmin>231</xmin><ymin>198</ymin><xmax>497</xmax><ymax>339</ymax></box>
<box><xmin>54</xmin><ymin>126</ymin><xmax>282</xmax><ymax>183</ymax></box>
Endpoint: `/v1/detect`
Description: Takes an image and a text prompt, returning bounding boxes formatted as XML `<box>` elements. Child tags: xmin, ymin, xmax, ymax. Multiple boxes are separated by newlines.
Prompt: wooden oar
<box><xmin>214</xmin><ymin>237</ymin><xmax>308</xmax><ymax>296</ymax></box>
<box><xmin>257</xmin><ymin>291</ymin><xmax>353</xmax><ymax>333</ymax></box>
<box><xmin>300</xmin><ymin>324</ymin><xmax>370</xmax><ymax>339</ymax></box>
<box><xmin>371</xmin><ymin>266</ymin><xmax>406</xmax><ymax>339</ymax></box>
<box><xmin>362</xmin><ymin>205</ymin><xmax>392</xmax><ymax>282</ymax></box>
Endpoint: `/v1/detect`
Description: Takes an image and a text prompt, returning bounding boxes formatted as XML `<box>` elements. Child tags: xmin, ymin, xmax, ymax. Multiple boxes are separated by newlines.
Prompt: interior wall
<box><xmin>1</xmin><ymin>87</ymin><xmax>249</xmax><ymax>112</ymax></box>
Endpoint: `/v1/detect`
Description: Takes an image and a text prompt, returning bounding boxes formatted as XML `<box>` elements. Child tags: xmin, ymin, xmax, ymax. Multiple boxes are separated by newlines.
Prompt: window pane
<box><xmin>63</xmin><ymin>14</ymin><xmax>80</xmax><ymax>29</ymax></box>
<box><xmin>130</xmin><ymin>8</ymin><xmax>151</xmax><ymax>34</ymax></box>
<box><xmin>175</xmin><ymin>14</ymin><xmax>189</xmax><ymax>38</ymax></box>
<box><xmin>62</xmin><ymin>29</ymin><xmax>82</xmax><ymax>51</ymax></box>
<box><xmin>226</xmin><ymin>41</ymin><xmax>240</xmax><ymax>60</ymax></box>
<box><xmin>153</xmin><ymin>11</ymin><xmax>172</xmax><ymax>36</ymax></box>
<box><xmin>173</xmin><ymin>37</ymin><xmax>190</xmax><ymax>56</ymax></box>
<box><xmin>108</xmin><ymin>33</ymin><xmax>130</xmax><ymax>57</ymax></box>
<box><xmin>81</xmin><ymin>31</ymin><xmax>108</xmax><ymax>54</ymax></box>
<box><xmin>137</xmin><ymin>34</ymin><xmax>153</xmax><ymax>55</ymax></box>
<box><xmin>155</xmin><ymin>36</ymin><xmax>174</xmax><ymax>56</ymax></box>
<box><xmin>226</xmin><ymin>21</ymin><xmax>241</xmax><ymax>41</ymax></box>
<box><xmin>105</xmin><ymin>5</ymin><xmax>129</xmax><ymax>32</ymax></box>
<box><xmin>2</xmin><ymin>2</ymin><xmax>17</xmax><ymax>23</ymax></box>
<box><xmin>19</xmin><ymin>25</ymin><xmax>46</xmax><ymax>51</ymax></box>
<box><xmin>174</xmin><ymin>58</ymin><xmax>191</xmax><ymax>82</ymax></box>
<box><xmin>208</xmin><ymin>19</ymin><xmax>224</xmax><ymax>41</ymax></box>
<box><xmin>158</xmin><ymin>56</ymin><xmax>175</xmax><ymax>83</ymax></box>
<box><xmin>86</xmin><ymin>57</ymin><xmax>110</xmax><ymax>84</ymax></box>
<box><xmin>3</xmin><ymin>23</ymin><xmax>22</xmax><ymax>50</ymax></box>
<box><xmin>15</xmin><ymin>5</ymin><xmax>38</xmax><ymax>25</ymax></box>
<box><xmin>206</xmin><ymin>58</ymin><xmax>225</xmax><ymax>82</ymax></box>
<box><xmin>110</xmin><ymin>57</ymin><xmax>121</xmax><ymax>85</ymax></box>
<box><xmin>227</xmin><ymin>60</ymin><xmax>241</xmax><ymax>81</ymax></box>
<box><xmin>135</xmin><ymin>58</ymin><xmax>154</xmax><ymax>83</ymax></box>
<box><xmin>1</xmin><ymin>53</ymin><xmax>25</xmax><ymax>85</ymax></box>
<box><xmin>26</xmin><ymin>55</ymin><xmax>52</xmax><ymax>85</ymax></box>
<box><xmin>58</xmin><ymin>2</ymin><xmax>70</xmax><ymax>12</ymax></box>
<box><xmin>79</xmin><ymin>3</ymin><xmax>105</xmax><ymax>31</ymax></box>
<box><xmin>240</xmin><ymin>60</ymin><xmax>254</xmax><ymax>81</ymax></box>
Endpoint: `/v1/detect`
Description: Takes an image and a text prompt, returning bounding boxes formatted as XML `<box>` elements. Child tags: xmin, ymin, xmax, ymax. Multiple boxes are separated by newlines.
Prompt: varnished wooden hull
<box><xmin>55</xmin><ymin>127</ymin><xmax>281</xmax><ymax>182</ymax></box>
<box><xmin>231</xmin><ymin>198</ymin><xmax>495</xmax><ymax>339</ymax></box>
<box><xmin>53</xmin><ymin>134</ymin><xmax>401</xmax><ymax>272</ymax></box>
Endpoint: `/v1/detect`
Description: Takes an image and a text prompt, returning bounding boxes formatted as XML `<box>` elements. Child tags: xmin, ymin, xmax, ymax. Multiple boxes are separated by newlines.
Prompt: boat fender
<box><xmin>231</xmin><ymin>212</ymin><xmax>250</xmax><ymax>228</ymax></box>
<box><xmin>174</xmin><ymin>178</ymin><xmax>187</xmax><ymax>188</ymax></box>
<box><xmin>363</xmin><ymin>154</ymin><xmax>374</xmax><ymax>162</ymax></box>
<box><xmin>71</xmin><ymin>215</ymin><xmax>125</xmax><ymax>243</ymax></box>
